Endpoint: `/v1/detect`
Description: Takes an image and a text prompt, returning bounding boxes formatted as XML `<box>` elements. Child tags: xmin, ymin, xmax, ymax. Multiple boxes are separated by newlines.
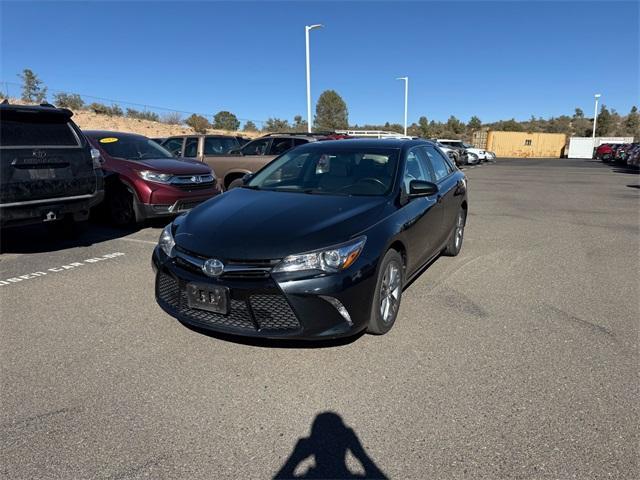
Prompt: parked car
<box><xmin>85</xmin><ymin>131</ymin><xmax>220</xmax><ymax>225</ymax></box>
<box><xmin>596</xmin><ymin>143</ymin><xmax>615</xmax><ymax>161</ymax></box>
<box><xmin>437</xmin><ymin>139</ymin><xmax>495</xmax><ymax>162</ymax></box>
<box><xmin>161</xmin><ymin>134</ymin><xmax>241</xmax><ymax>158</ymax></box>
<box><xmin>152</xmin><ymin>138</ymin><xmax>468</xmax><ymax>340</ymax></box>
<box><xmin>430</xmin><ymin>140</ymin><xmax>465</xmax><ymax>166</ymax></box>
<box><xmin>626</xmin><ymin>143</ymin><xmax>640</xmax><ymax>167</ymax></box>
<box><xmin>183</xmin><ymin>133</ymin><xmax>334</xmax><ymax>190</ymax></box>
<box><xmin>0</xmin><ymin>102</ymin><xmax>104</xmax><ymax>229</ymax></box>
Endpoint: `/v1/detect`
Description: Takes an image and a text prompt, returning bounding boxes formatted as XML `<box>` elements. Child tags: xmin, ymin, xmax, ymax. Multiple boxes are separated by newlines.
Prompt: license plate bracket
<box><xmin>186</xmin><ymin>282</ymin><xmax>229</xmax><ymax>314</ymax></box>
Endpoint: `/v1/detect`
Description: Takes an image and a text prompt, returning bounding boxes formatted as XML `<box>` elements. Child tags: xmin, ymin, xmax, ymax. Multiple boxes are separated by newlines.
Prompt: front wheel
<box><xmin>367</xmin><ymin>249</ymin><xmax>404</xmax><ymax>335</ymax></box>
<box><xmin>443</xmin><ymin>208</ymin><xmax>466</xmax><ymax>257</ymax></box>
<box><xmin>227</xmin><ymin>178</ymin><xmax>245</xmax><ymax>190</ymax></box>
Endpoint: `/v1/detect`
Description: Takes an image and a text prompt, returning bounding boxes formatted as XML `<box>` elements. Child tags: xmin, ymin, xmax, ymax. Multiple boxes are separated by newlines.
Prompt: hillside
<box><xmin>6</xmin><ymin>99</ymin><xmax>260</xmax><ymax>139</ymax></box>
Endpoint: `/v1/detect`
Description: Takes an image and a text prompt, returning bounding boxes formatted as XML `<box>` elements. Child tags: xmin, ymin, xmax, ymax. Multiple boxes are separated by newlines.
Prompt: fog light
<box><xmin>320</xmin><ymin>296</ymin><xmax>352</xmax><ymax>326</ymax></box>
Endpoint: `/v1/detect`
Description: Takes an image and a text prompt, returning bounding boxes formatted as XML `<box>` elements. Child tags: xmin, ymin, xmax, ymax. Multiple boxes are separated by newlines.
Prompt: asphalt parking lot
<box><xmin>1</xmin><ymin>158</ymin><xmax>638</xmax><ymax>479</ymax></box>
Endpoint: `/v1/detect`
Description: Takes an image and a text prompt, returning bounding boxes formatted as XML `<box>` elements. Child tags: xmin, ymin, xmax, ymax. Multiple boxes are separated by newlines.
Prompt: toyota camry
<box><xmin>152</xmin><ymin>139</ymin><xmax>468</xmax><ymax>339</ymax></box>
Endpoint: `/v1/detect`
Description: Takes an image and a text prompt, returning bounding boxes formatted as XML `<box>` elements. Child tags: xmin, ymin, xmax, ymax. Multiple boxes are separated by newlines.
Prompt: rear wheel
<box><xmin>443</xmin><ymin>208</ymin><xmax>466</xmax><ymax>256</ymax></box>
<box><xmin>367</xmin><ymin>249</ymin><xmax>403</xmax><ymax>335</ymax></box>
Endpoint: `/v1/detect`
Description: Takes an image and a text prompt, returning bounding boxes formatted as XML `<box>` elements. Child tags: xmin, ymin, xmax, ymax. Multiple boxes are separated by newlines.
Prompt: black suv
<box><xmin>0</xmin><ymin>102</ymin><xmax>105</xmax><ymax>228</ymax></box>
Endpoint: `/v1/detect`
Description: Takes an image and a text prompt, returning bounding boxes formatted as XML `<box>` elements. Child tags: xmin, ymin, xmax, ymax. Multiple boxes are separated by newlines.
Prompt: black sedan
<box><xmin>152</xmin><ymin>139</ymin><xmax>468</xmax><ymax>340</ymax></box>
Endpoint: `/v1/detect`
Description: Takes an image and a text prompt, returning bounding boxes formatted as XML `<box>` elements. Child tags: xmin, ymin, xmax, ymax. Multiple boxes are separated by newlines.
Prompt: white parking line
<box><xmin>117</xmin><ymin>237</ymin><xmax>158</xmax><ymax>246</ymax></box>
<box><xmin>0</xmin><ymin>252</ymin><xmax>126</xmax><ymax>287</ymax></box>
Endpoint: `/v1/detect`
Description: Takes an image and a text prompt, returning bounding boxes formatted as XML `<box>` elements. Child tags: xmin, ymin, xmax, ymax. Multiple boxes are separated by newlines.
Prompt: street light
<box><xmin>396</xmin><ymin>77</ymin><xmax>409</xmax><ymax>135</ymax></box>
<box><xmin>592</xmin><ymin>93</ymin><xmax>601</xmax><ymax>154</ymax></box>
<box><xmin>305</xmin><ymin>24</ymin><xmax>323</xmax><ymax>133</ymax></box>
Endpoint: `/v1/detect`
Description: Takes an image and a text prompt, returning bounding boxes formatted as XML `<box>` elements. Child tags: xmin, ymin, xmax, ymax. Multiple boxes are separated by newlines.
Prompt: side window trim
<box><xmin>421</xmin><ymin>145</ymin><xmax>454</xmax><ymax>183</ymax></box>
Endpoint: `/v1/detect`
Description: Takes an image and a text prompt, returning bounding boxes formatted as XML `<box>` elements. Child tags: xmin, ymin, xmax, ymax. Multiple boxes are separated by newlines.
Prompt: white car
<box><xmin>437</xmin><ymin>139</ymin><xmax>496</xmax><ymax>161</ymax></box>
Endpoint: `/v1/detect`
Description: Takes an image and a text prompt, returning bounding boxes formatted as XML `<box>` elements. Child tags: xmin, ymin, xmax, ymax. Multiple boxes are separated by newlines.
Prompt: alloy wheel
<box><xmin>380</xmin><ymin>261</ymin><xmax>401</xmax><ymax>323</ymax></box>
<box><xmin>454</xmin><ymin>211</ymin><xmax>465</xmax><ymax>249</ymax></box>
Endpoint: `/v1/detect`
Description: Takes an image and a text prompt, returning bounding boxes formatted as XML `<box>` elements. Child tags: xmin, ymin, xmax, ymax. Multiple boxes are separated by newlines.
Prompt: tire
<box><xmin>367</xmin><ymin>249</ymin><xmax>404</xmax><ymax>335</ymax></box>
<box><xmin>108</xmin><ymin>185</ymin><xmax>138</xmax><ymax>226</ymax></box>
<box><xmin>443</xmin><ymin>208</ymin><xmax>467</xmax><ymax>257</ymax></box>
<box><xmin>227</xmin><ymin>178</ymin><xmax>244</xmax><ymax>190</ymax></box>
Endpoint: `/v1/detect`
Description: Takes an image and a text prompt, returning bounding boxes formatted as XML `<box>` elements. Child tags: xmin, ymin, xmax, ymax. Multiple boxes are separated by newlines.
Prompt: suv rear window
<box><xmin>0</xmin><ymin>119</ymin><xmax>79</xmax><ymax>147</ymax></box>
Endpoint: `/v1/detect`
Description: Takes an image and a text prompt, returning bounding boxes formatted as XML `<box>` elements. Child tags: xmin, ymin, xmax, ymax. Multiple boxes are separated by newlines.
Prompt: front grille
<box><xmin>174</xmin><ymin>182</ymin><xmax>215</xmax><ymax>191</ymax></box>
<box><xmin>156</xmin><ymin>272</ymin><xmax>300</xmax><ymax>333</ymax></box>
<box><xmin>250</xmin><ymin>295</ymin><xmax>300</xmax><ymax>330</ymax></box>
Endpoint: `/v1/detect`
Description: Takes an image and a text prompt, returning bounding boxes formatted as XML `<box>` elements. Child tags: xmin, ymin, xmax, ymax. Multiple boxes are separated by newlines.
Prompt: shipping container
<box><xmin>486</xmin><ymin>131</ymin><xmax>566</xmax><ymax>158</ymax></box>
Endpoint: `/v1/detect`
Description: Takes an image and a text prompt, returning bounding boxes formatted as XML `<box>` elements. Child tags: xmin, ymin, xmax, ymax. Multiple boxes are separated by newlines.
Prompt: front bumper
<box><xmin>152</xmin><ymin>246</ymin><xmax>378</xmax><ymax>340</ymax></box>
<box><xmin>137</xmin><ymin>196</ymin><xmax>213</xmax><ymax>220</ymax></box>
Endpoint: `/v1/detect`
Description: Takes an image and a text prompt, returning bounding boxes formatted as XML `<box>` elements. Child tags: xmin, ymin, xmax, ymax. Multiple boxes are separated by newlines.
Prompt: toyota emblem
<box><xmin>202</xmin><ymin>258</ymin><xmax>224</xmax><ymax>277</ymax></box>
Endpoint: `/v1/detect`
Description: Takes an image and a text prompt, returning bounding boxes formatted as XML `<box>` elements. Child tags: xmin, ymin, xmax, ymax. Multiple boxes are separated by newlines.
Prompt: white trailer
<box><xmin>568</xmin><ymin>137</ymin><xmax>633</xmax><ymax>159</ymax></box>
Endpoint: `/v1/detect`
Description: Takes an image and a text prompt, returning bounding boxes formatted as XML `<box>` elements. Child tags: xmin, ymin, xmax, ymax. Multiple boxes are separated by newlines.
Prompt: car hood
<box><xmin>465</xmin><ymin>147</ymin><xmax>485</xmax><ymax>154</ymax></box>
<box><xmin>175</xmin><ymin>188</ymin><xmax>388</xmax><ymax>259</ymax></box>
<box><xmin>125</xmin><ymin>158</ymin><xmax>211</xmax><ymax>174</ymax></box>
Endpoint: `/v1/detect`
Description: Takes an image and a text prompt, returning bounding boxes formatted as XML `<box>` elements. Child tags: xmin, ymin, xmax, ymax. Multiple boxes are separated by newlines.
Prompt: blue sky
<box><xmin>1</xmin><ymin>1</ymin><xmax>638</xmax><ymax>127</ymax></box>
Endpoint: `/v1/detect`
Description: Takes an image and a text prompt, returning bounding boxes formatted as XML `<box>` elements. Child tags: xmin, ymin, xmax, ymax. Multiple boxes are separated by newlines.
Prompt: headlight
<box><xmin>158</xmin><ymin>224</ymin><xmax>175</xmax><ymax>257</ymax></box>
<box><xmin>139</xmin><ymin>170</ymin><xmax>174</xmax><ymax>183</ymax></box>
<box><xmin>273</xmin><ymin>236</ymin><xmax>366</xmax><ymax>274</ymax></box>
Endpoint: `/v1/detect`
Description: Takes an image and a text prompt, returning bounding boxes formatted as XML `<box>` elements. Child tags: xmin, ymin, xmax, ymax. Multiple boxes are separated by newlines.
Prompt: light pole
<box><xmin>396</xmin><ymin>77</ymin><xmax>409</xmax><ymax>135</ymax></box>
<box><xmin>305</xmin><ymin>24</ymin><xmax>323</xmax><ymax>133</ymax></box>
<box><xmin>592</xmin><ymin>93</ymin><xmax>601</xmax><ymax>154</ymax></box>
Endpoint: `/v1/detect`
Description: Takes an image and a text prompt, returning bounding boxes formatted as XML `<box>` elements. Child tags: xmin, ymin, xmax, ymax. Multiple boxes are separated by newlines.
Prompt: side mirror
<box><xmin>241</xmin><ymin>173</ymin><xmax>254</xmax><ymax>184</ymax></box>
<box><xmin>409</xmin><ymin>180</ymin><xmax>438</xmax><ymax>197</ymax></box>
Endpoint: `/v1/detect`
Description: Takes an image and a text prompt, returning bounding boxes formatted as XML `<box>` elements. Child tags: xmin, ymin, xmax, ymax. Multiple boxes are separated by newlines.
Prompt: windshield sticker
<box><xmin>99</xmin><ymin>137</ymin><xmax>119</xmax><ymax>144</ymax></box>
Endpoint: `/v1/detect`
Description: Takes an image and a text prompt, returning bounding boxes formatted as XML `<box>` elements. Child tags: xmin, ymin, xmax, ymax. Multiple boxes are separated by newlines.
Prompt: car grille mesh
<box><xmin>174</xmin><ymin>182</ymin><xmax>215</xmax><ymax>191</ymax></box>
<box><xmin>156</xmin><ymin>272</ymin><xmax>300</xmax><ymax>333</ymax></box>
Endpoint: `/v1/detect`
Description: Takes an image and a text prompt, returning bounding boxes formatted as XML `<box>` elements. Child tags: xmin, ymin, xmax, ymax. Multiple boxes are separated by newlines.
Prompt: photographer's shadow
<box><xmin>274</xmin><ymin>412</ymin><xmax>388</xmax><ymax>479</ymax></box>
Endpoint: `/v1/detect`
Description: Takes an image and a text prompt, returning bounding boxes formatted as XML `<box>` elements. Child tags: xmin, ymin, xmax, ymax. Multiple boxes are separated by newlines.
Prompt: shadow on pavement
<box><xmin>179</xmin><ymin>321</ymin><xmax>365</xmax><ymax>349</ymax></box>
<box><xmin>274</xmin><ymin>412</ymin><xmax>388</xmax><ymax>479</ymax></box>
<box><xmin>0</xmin><ymin>217</ymin><xmax>168</xmax><ymax>254</ymax></box>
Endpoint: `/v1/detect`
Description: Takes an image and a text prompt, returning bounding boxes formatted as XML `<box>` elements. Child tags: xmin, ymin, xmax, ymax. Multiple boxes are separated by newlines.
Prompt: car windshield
<box><xmin>93</xmin><ymin>135</ymin><xmax>174</xmax><ymax>160</ymax></box>
<box><xmin>247</xmin><ymin>147</ymin><xmax>399</xmax><ymax>196</ymax></box>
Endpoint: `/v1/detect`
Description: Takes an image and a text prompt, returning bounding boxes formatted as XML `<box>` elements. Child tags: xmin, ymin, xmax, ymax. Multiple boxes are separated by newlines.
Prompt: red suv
<box><xmin>85</xmin><ymin>131</ymin><xmax>220</xmax><ymax>225</ymax></box>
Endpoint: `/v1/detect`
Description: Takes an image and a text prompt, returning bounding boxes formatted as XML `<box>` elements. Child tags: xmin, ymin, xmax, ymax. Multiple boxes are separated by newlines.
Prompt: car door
<box><xmin>421</xmin><ymin>145</ymin><xmax>461</xmax><ymax>245</ymax></box>
<box><xmin>399</xmin><ymin>146</ymin><xmax>444</xmax><ymax>273</ymax></box>
<box><xmin>183</xmin><ymin>137</ymin><xmax>200</xmax><ymax>160</ymax></box>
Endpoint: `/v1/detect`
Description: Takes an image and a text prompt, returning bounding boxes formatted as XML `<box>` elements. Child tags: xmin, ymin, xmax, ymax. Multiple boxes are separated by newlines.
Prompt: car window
<box><xmin>422</xmin><ymin>145</ymin><xmax>452</xmax><ymax>181</ymax></box>
<box><xmin>292</xmin><ymin>138</ymin><xmax>308</xmax><ymax>147</ymax></box>
<box><xmin>203</xmin><ymin>137</ymin><xmax>238</xmax><ymax>155</ymax></box>
<box><xmin>269</xmin><ymin>138</ymin><xmax>293</xmax><ymax>155</ymax></box>
<box><xmin>162</xmin><ymin>138</ymin><xmax>184</xmax><ymax>156</ymax></box>
<box><xmin>248</xmin><ymin>148</ymin><xmax>399</xmax><ymax>196</ymax></box>
<box><xmin>1</xmin><ymin>119</ymin><xmax>79</xmax><ymax>147</ymax></box>
<box><xmin>91</xmin><ymin>135</ymin><xmax>174</xmax><ymax>160</ymax></box>
<box><xmin>403</xmin><ymin>148</ymin><xmax>431</xmax><ymax>191</ymax></box>
<box><xmin>241</xmin><ymin>138</ymin><xmax>270</xmax><ymax>155</ymax></box>
<box><xmin>184</xmin><ymin>137</ymin><xmax>199</xmax><ymax>157</ymax></box>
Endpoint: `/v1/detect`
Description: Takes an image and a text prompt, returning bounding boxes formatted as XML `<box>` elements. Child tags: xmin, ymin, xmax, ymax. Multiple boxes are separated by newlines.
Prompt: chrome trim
<box><xmin>319</xmin><ymin>296</ymin><xmax>353</xmax><ymax>325</ymax></box>
<box><xmin>175</xmin><ymin>250</ymin><xmax>273</xmax><ymax>274</ymax></box>
<box><xmin>0</xmin><ymin>192</ymin><xmax>98</xmax><ymax>208</ymax></box>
